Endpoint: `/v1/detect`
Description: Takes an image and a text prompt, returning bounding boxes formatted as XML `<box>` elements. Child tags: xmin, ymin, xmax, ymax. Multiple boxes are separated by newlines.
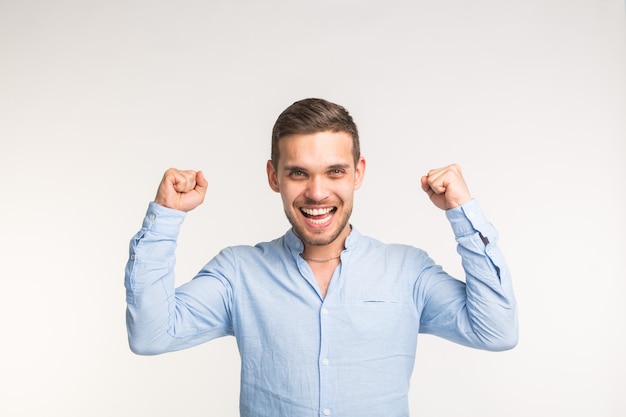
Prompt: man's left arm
<box><xmin>418</xmin><ymin>165</ymin><xmax>518</xmax><ymax>351</ymax></box>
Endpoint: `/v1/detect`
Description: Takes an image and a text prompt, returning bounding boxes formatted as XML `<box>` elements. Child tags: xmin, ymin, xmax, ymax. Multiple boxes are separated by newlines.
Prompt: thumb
<box><xmin>420</xmin><ymin>175</ymin><xmax>430</xmax><ymax>194</ymax></box>
<box><xmin>195</xmin><ymin>171</ymin><xmax>209</xmax><ymax>194</ymax></box>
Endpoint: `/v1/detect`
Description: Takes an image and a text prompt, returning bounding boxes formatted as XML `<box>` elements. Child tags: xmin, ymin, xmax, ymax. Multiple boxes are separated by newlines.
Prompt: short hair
<box><xmin>271</xmin><ymin>98</ymin><xmax>360</xmax><ymax>168</ymax></box>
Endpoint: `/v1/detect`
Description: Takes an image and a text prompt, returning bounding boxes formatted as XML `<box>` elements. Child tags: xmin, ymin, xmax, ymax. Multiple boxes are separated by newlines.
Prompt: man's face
<box><xmin>266</xmin><ymin>131</ymin><xmax>366</xmax><ymax>248</ymax></box>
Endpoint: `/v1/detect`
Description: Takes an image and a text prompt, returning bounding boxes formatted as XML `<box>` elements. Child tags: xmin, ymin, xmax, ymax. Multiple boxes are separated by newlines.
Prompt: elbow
<box><xmin>488</xmin><ymin>332</ymin><xmax>519</xmax><ymax>352</ymax></box>
<box><xmin>126</xmin><ymin>309</ymin><xmax>169</xmax><ymax>355</ymax></box>
<box><xmin>128</xmin><ymin>337</ymin><xmax>164</xmax><ymax>356</ymax></box>
<box><xmin>126</xmin><ymin>323</ymin><xmax>176</xmax><ymax>355</ymax></box>
<box><xmin>483</xmin><ymin>306</ymin><xmax>519</xmax><ymax>352</ymax></box>
<box><xmin>127</xmin><ymin>323</ymin><xmax>168</xmax><ymax>355</ymax></box>
<box><xmin>484</xmin><ymin>322</ymin><xmax>519</xmax><ymax>352</ymax></box>
<box><xmin>469</xmin><ymin>312</ymin><xmax>519</xmax><ymax>352</ymax></box>
<box><xmin>129</xmin><ymin>344</ymin><xmax>151</xmax><ymax>356</ymax></box>
<box><xmin>128</xmin><ymin>338</ymin><xmax>155</xmax><ymax>356</ymax></box>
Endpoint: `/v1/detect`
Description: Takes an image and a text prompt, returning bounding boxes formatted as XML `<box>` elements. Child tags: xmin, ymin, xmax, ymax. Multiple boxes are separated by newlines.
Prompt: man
<box><xmin>125</xmin><ymin>98</ymin><xmax>518</xmax><ymax>417</ymax></box>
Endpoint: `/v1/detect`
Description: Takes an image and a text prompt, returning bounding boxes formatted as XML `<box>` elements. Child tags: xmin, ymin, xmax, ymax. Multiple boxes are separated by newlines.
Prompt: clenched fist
<box><xmin>154</xmin><ymin>168</ymin><xmax>208</xmax><ymax>212</ymax></box>
<box><xmin>421</xmin><ymin>164</ymin><xmax>472</xmax><ymax>210</ymax></box>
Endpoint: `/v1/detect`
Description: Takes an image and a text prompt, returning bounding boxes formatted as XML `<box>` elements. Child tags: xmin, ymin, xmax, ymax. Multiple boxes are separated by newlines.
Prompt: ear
<box><xmin>266</xmin><ymin>160</ymin><xmax>280</xmax><ymax>192</ymax></box>
<box><xmin>354</xmin><ymin>156</ymin><xmax>366</xmax><ymax>190</ymax></box>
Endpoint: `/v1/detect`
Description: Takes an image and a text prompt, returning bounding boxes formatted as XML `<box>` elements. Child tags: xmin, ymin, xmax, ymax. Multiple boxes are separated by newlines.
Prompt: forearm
<box><xmin>124</xmin><ymin>202</ymin><xmax>186</xmax><ymax>355</ymax></box>
<box><xmin>446</xmin><ymin>199</ymin><xmax>518</xmax><ymax>350</ymax></box>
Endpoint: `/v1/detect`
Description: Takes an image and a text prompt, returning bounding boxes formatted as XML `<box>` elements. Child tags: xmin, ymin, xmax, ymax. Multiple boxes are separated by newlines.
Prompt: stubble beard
<box><xmin>285</xmin><ymin>206</ymin><xmax>352</xmax><ymax>247</ymax></box>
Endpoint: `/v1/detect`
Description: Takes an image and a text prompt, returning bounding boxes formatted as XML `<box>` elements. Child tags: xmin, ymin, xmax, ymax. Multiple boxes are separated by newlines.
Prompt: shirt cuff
<box><xmin>445</xmin><ymin>199</ymin><xmax>496</xmax><ymax>241</ymax></box>
<box><xmin>141</xmin><ymin>201</ymin><xmax>187</xmax><ymax>238</ymax></box>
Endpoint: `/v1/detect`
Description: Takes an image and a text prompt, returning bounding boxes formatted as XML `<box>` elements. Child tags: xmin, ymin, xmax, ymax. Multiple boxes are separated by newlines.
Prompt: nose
<box><xmin>304</xmin><ymin>175</ymin><xmax>329</xmax><ymax>203</ymax></box>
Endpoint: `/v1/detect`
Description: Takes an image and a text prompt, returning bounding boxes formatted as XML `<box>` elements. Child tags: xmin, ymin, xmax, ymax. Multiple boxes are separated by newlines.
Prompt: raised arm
<box><xmin>124</xmin><ymin>168</ymin><xmax>232</xmax><ymax>355</ymax></box>
<box><xmin>417</xmin><ymin>164</ymin><xmax>518</xmax><ymax>351</ymax></box>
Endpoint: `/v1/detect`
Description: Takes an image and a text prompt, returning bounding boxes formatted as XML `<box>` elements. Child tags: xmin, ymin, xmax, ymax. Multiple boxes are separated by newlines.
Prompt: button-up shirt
<box><xmin>125</xmin><ymin>199</ymin><xmax>517</xmax><ymax>417</ymax></box>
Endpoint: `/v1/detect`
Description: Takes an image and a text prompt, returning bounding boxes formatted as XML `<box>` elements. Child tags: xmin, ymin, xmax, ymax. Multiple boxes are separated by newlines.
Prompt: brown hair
<box><xmin>271</xmin><ymin>98</ymin><xmax>360</xmax><ymax>168</ymax></box>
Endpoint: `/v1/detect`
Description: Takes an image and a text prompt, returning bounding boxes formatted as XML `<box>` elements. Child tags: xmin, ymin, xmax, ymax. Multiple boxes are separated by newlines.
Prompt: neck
<box><xmin>300</xmin><ymin>241</ymin><xmax>344</xmax><ymax>260</ymax></box>
<box><xmin>300</xmin><ymin>233</ymin><xmax>348</xmax><ymax>263</ymax></box>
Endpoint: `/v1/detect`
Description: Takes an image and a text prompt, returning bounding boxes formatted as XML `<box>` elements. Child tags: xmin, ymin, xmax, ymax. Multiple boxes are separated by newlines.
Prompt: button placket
<box><xmin>319</xmin><ymin>304</ymin><xmax>333</xmax><ymax>417</ymax></box>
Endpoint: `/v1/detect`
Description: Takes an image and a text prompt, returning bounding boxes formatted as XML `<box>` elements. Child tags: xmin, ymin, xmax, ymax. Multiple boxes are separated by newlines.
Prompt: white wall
<box><xmin>1</xmin><ymin>1</ymin><xmax>624</xmax><ymax>416</ymax></box>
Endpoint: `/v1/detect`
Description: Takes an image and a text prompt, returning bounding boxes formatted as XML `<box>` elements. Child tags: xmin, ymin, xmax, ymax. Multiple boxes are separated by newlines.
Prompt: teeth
<box><xmin>310</xmin><ymin>216</ymin><xmax>331</xmax><ymax>225</ymax></box>
<box><xmin>301</xmin><ymin>207</ymin><xmax>333</xmax><ymax>216</ymax></box>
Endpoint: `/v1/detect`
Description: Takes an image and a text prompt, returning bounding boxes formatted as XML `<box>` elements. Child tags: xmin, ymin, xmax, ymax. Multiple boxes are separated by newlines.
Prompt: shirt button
<box><xmin>322</xmin><ymin>358</ymin><xmax>329</xmax><ymax>366</ymax></box>
<box><xmin>321</xmin><ymin>308</ymin><xmax>329</xmax><ymax>315</ymax></box>
<box><xmin>295</xmin><ymin>242</ymin><xmax>301</xmax><ymax>248</ymax></box>
<box><xmin>323</xmin><ymin>409</ymin><xmax>331</xmax><ymax>416</ymax></box>
<box><xmin>130</xmin><ymin>254</ymin><xmax>135</xmax><ymax>260</ymax></box>
<box><xmin>149</xmin><ymin>213</ymin><xmax>156</xmax><ymax>221</ymax></box>
<box><xmin>468</xmin><ymin>211</ymin><xmax>475</xmax><ymax>218</ymax></box>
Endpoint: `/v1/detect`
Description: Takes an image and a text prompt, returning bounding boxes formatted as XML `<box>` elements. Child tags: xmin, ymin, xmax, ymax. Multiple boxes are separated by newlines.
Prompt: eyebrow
<box><xmin>327</xmin><ymin>163</ymin><xmax>351</xmax><ymax>171</ymax></box>
<box><xmin>283</xmin><ymin>163</ymin><xmax>351</xmax><ymax>173</ymax></box>
<box><xmin>282</xmin><ymin>165</ymin><xmax>307</xmax><ymax>173</ymax></box>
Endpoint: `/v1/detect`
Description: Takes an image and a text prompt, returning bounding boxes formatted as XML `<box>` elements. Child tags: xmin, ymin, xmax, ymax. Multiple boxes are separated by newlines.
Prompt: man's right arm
<box><xmin>125</xmin><ymin>202</ymin><xmax>185</xmax><ymax>354</ymax></box>
<box><xmin>125</xmin><ymin>169</ymin><xmax>222</xmax><ymax>355</ymax></box>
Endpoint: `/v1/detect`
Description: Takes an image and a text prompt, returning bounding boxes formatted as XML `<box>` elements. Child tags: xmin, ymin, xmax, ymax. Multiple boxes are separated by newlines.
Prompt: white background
<box><xmin>1</xmin><ymin>1</ymin><xmax>625</xmax><ymax>416</ymax></box>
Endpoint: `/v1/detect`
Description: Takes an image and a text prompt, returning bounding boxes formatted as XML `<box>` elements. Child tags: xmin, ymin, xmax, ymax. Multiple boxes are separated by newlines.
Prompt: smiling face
<box><xmin>267</xmin><ymin>131</ymin><xmax>366</xmax><ymax>252</ymax></box>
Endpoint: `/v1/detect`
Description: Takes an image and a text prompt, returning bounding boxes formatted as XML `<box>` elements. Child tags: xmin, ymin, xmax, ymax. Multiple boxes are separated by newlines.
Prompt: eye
<box><xmin>328</xmin><ymin>168</ymin><xmax>345</xmax><ymax>177</ymax></box>
<box><xmin>289</xmin><ymin>169</ymin><xmax>307</xmax><ymax>178</ymax></box>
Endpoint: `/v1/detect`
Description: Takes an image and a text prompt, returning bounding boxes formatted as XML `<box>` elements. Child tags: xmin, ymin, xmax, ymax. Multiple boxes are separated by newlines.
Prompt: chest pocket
<box><xmin>343</xmin><ymin>299</ymin><xmax>405</xmax><ymax>338</ymax></box>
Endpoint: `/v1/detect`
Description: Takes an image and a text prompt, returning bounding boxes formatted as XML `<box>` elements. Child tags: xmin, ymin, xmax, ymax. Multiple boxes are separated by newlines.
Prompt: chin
<box><xmin>293</xmin><ymin>222</ymin><xmax>349</xmax><ymax>248</ymax></box>
<box><xmin>285</xmin><ymin>208</ymin><xmax>352</xmax><ymax>247</ymax></box>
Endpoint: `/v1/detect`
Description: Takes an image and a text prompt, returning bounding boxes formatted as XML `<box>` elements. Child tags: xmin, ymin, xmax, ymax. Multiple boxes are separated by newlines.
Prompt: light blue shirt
<box><xmin>125</xmin><ymin>199</ymin><xmax>518</xmax><ymax>417</ymax></box>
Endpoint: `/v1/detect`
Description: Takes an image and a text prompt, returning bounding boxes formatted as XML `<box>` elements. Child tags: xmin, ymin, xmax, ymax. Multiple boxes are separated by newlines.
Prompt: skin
<box><xmin>420</xmin><ymin>163</ymin><xmax>472</xmax><ymax>210</ymax></box>
<box><xmin>153</xmin><ymin>131</ymin><xmax>472</xmax><ymax>296</ymax></box>
<box><xmin>154</xmin><ymin>169</ymin><xmax>208</xmax><ymax>212</ymax></box>
<box><xmin>266</xmin><ymin>131</ymin><xmax>366</xmax><ymax>261</ymax></box>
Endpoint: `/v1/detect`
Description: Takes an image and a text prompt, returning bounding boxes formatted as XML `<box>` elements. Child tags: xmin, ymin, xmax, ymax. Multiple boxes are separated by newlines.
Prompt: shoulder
<box><xmin>198</xmin><ymin>234</ymin><xmax>291</xmax><ymax>283</ymax></box>
<box><xmin>350</xmin><ymin>230</ymin><xmax>430</xmax><ymax>262</ymax></box>
<box><xmin>217</xmin><ymin>233</ymin><xmax>290</xmax><ymax>263</ymax></box>
<box><xmin>351</xmin><ymin>229</ymin><xmax>424</xmax><ymax>251</ymax></box>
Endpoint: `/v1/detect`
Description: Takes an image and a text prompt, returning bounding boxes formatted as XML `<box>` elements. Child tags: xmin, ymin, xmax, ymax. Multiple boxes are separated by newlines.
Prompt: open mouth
<box><xmin>300</xmin><ymin>207</ymin><xmax>337</xmax><ymax>225</ymax></box>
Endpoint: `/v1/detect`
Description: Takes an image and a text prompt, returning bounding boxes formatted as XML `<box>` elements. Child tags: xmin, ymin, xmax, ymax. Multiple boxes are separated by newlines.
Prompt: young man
<box><xmin>125</xmin><ymin>98</ymin><xmax>518</xmax><ymax>417</ymax></box>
